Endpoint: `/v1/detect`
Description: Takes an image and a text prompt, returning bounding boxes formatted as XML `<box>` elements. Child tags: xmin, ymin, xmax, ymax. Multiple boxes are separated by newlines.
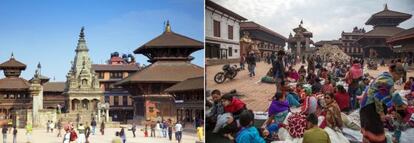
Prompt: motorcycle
<box><xmin>214</xmin><ymin>64</ymin><xmax>241</xmax><ymax>84</ymax></box>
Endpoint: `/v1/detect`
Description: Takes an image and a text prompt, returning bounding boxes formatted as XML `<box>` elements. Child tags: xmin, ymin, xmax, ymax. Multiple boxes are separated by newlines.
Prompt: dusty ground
<box><xmin>206</xmin><ymin>61</ymin><xmax>414</xmax><ymax>112</ymax></box>
<box><xmin>0</xmin><ymin>127</ymin><xmax>199</xmax><ymax>143</ymax></box>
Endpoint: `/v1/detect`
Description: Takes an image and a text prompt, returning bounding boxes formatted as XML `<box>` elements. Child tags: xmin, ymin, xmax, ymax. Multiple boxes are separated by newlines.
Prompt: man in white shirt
<box><xmin>174</xmin><ymin>121</ymin><xmax>183</xmax><ymax>143</ymax></box>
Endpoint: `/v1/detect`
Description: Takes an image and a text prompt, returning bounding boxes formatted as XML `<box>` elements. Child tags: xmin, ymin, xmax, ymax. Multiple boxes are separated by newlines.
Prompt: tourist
<box><xmin>235</xmin><ymin>110</ymin><xmax>265</xmax><ymax>143</ymax></box>
<box><xmin>25</xmin><ymin>123</ymin><xmax>32</xmax><ymax>143</ymax></box>
<box><xmin>84</xmin><ymin>122</ymin><xmax>91</xmax><ymax>143</ymax></box>
<box><xmin>168</xmin><ymin>119</ymin><xmax>173</xmax><ymax>141</ymax></box>
<box><xmin>50</xmin><ymin>120</ymin><xmax>55</xmax><ymax>133</ymax></box>
<box><xmin>162</xmin><ymin>121</ymin><xmax>168</xmax><ymax>138</ymax></box>
<box><xmin>57</xmin><ymin>119</ymin><xmax>62</xmax><ymax>137</ymax></box>
<box><xmin>197</xmin><ymin>122</ymin><xmax>204</xmax><ymax>141</ymax></box>
<box><xmin>2</xmin><ymin>125</ymin><xmax>7</xmax><ymax>143</ymax></box>
<box><xmin>47</xmin><ymin>120</ymin><xmax>50</xmax><ymax>133</ymax></box>
<box><xmin>156</xmin><ymin>121</ymin><xmax>162</xmax><ymax>138</ymax></box>
<box><xmin>77</xmin><ymin>123</ymin><xmax>86</xmax><ymax>143</ymax></box>
<box><xmin>150</xmin><ymin>121</ymin><xmax>156</xmax><ymax>137</ymax></box>
<box><xmin>111</xmin><ymin>132</ymin><xmax>122</xmax><ymax>143</ymax></box>
<box><xmin>246</xmin><ymin>52</ymin><xmax>257</xmax><ymax>77</ymax></box>
<box><xmin>303</xmin><ymin>113</ymin><xmax>330</xmax><ymax>143</ymax></box>
<box><xmin>100</xmin><ymin>121</ymin><xmax>105</xmax><ymax>135</ymax></box>
<box><xmin>131</xmin><ymin>123</ymin><xmax>136</xmax><ymax>138</ymax></box>
<box><xmin>174</xmin><ymin>121</ymin><xmax>183</xmax><ymax>143</ymax></box>
<box><xmin>334</xmin><ymin>85</ymin><xmax>350</xmax><ymax>112</ymax></box>
<box><xmin>120</xmin><ymin>128</ymin><xmax>126</xmax><ymax>143</ymax></box>
<box><xmin>240</xmin><ymin>54</ymin><xmax>246</xmax><ymax>70</ymax></box>
<box><xmin>12</xmin><ymin>126</ymin><xmax>17</xmax><ymax>143</ymax></box>
<box><xmin>63</xmin><ymin>124</ymin><xmax>71</xmax><ymax>143</ymax></box>
<box><xmin>262</xmin><ymin>92</ymin><xmax>289</xmax><ymax>130</ymax></box>
<box><xmin>90</xmin><ymin>118</ymin><xmax>97</xmax><ymax>135</ymax></box>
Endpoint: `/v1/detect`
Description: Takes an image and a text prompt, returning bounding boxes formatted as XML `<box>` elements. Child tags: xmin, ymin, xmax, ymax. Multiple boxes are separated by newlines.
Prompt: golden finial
<box><xmin>165</xmin><ymin>20</ymin><xmax>171</xmax><ymax>32</ymax></box>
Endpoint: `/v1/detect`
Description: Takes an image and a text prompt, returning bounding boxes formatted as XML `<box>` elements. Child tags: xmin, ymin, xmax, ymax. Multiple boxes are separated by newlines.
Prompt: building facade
<box><xmin>205</xmin><ymin>0</ymin><xmax>246</xmax><ymax>61</ymax></box>
<box><xmin>357</xmin><ymin>4</ymin><xmax>412</xmax><ymax>58</ymax></box>
<box><xmin>92</xmin><ymin>53</ymin><xmax>140</xmax><ymax>123</ymax></box>
<box><xmin>387</xmin><ymin>27</ymin><xmax>414</xmax><ymax>61</ymax></box>
<box><xmin>239</xmin><ymin>21</ymin><xmax>286</xmax><ymax>59</ymax></box>
<box><xmin>165</xmin><ymin>76</ymin><xmax>203</xmax><ymax>124</ymax></box>
<box><xmin>340</xmin><ymin>27</ymin><xmax>365</xmax><ymax>58</ymax></box>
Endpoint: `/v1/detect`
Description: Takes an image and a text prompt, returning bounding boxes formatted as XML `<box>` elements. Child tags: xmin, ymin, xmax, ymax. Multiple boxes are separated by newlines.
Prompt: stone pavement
<box><xmin>206</xmin><ymin>61</ymin><xmax>414</xmax><ymax>112</ymax></box>
<box><xmin>1</xmin><ymin>127</ymin><xmax>200</xmax><ymax>143</ymax></box>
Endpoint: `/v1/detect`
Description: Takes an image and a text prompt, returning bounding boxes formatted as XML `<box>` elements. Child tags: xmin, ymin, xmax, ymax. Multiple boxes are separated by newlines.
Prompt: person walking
<box><xmin>150</xmin><ymin>121</ymin><xmax>156</xmax><ymax>137</ymax></box>
<box><xmin>25</xmin><ymin>123</ymin><xmax>33</xmax><ymax>143</ymax></box>
<box><xmin>2</xmin><ymin>125</ymin><xmax>7</xmax><ymax>143</ymax></box>
<box><xmin>240</xmin><ymin>54</ymin><xmax>246</xmax><ymax>70</ymax></box>
<box><xmin>84</xmin><ymin>122</ymin><xmax>91</xmax><ymax>143</ymax></box>
<box><xmin>100</xmin><ymin>121</ymin><xmax>105</xmax><ymax>135</ymax></box>
<box><xmin>174</xmin><ymin>121</ymin><xmax>183</xmax><ymax>143</ymax></box>
<box><xmin>12</xmin><ymin>126</ymin><xmax>17</xmax><ymax>143</ymax></box>
<box><xmin>246</xmin><ymin>52</ymin><xmax>257</xmax><ymax>77</ymax></box>
<box><xmin>50</xmin><ymin>120</ymin><xmax>55</xmax><ymax>133</ymax></box>
<box><xmin>46</xmin><ymin>120</ymin><xmax>50</xmax><ymax>133</ymax></box>
<box><xmin>167</xmin><ymin>119</ymin><xmax>173</xmax><ymax>141</ymax></box>
<box><xmin>162</xmin><ymin>121</ymin><xmax>167</xmax><ymax>138</ymax></box>
<box><xmin>90</xmin><ymin>119</ymin><xmax>97</xmax><ymax>135</ymax></box>
<box><xmin>57</xmin><ymin>119</ymin><xmax>62</xmax><ymax>137</ymax></box>
<box><xmin>77</xmin><ymin>123</ymin><xmax>86</xmax><ymax>143</ymax></box>
<box><xmin>156</xmin><ymin>121</ymin><xmax>162</xmax><ymax>138</ymax></box>
<box><xmin>131</xmin><ymin>123</ymin><xmax>137</xmax><ymax>138</ymax></box>
<box><xmin>120</xmin><ymin>128</ymin><xmax>126</xmax><ymax>143</ymax></box>
<box><xmin>63</xmin><ymin>125</ymin><xmax>71</xmax><ymax>143</ymax></box>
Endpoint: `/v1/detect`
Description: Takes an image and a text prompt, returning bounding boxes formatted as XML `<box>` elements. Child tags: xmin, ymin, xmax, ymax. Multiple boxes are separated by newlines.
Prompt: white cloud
<box><xmin>212</xmin><ymin>0</ymin><xmax>414</xmax><ymax>43</ymax></box>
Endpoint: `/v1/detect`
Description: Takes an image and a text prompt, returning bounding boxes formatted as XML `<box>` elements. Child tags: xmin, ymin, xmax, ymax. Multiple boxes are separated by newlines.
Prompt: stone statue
<box><xmin>240</xmin><ymin>31</ymin><xmax>260</xmax><ymax>54</ymax></box>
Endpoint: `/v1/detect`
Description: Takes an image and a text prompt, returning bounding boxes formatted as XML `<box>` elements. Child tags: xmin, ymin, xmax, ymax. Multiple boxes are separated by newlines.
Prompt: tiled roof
<box><xmin>206</xmin><ymin>0</ymin><xmax>247</xmax><ymax>20</ymax></box>
<box><xmin>366</xmin><ymin>5</ymin><xmax>412</xmax><ymax>25</ymax></box>
<box><xmin>92</xmin><ymin>64</ymin><xmax>140</xmax><ymax>71</ymax></box>
<box><xmin>133</xmin><ymin>31</ymin><xmax>203</xmax><ymax>54</ymax></box>
<box><xmin>0</xmin><ymin>77</ymin><xmax>29</xmax><ymax>91</ymax></box>
<box><xmin>43</xmin><ymin>82</ymin><xmax>66</xmax><ymax>92</ymax></box>
<box><xmin>164</xmin><ymin>76</ymin><xmax>204</xmax><ymax>92</ymax></box>
<box><xmin>116</xmin><ymin>61</ymin><xmax>203</xmax><ymax>85</ymax></box>
<box><xmin>0</xmin><ymin>58</ymin><xmax>26</xmax><ymax>70</ymax></box>
<box><xmin>240</xmin><ymin>21</ymin><xmax>287</xmax><ymax>41</ymax></box>
<box><xmin>387</xmin><ymin>27</ymin><xmax>414</xmax><ymax>43</ymax></box>
<box><xmin>361</xmin><ymin>27</ymin><xmax>405</xmax><ymax>38</ymax></box>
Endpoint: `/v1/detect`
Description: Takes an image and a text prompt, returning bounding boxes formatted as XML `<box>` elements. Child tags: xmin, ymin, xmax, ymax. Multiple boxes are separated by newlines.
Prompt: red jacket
<box><xmin>334</xmin><ymin>92</ymin><xmax>350</xmax><ymax>111</ymax></box>
<box><xmin>224</xmin><ymin>97</ymin><xmax>246</xmax><ymax>114</ymax></box>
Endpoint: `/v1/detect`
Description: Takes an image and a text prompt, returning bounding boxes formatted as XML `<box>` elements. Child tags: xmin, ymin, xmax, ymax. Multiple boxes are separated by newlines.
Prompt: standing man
<box><xmin>2</xmin><ymin>125</ymin><xmax>7</xmax><ymax>143</ymax></box>
<box><xmin>168</xmin><ymin>119</ymin><xmax>173</xmax><ymax>141</ymax></box>
<box><xmin>77</xmin><ymin>123</ymin><xmax>86</xmax><ymax>143</ymax></box>
<box><xmin>100</xmin><ymin>121</ymin><xmax>105</xmax><ymax>135</ymax></box>
<box><xmin>162</xmin><ymin>121</ymin><xmax>167</xmax><ymax>138</ymax></box>
<box><xmin>273</xmin><ymin>51</ymin><xmax>285</xmax><ymax>93</ymax></box>
<box><xmin>12</xmin><ymin>126</ymin><xmax>17</xmax><ymax>143</ymax></box>
<box><xmin>175</xmin><ymin>121</ymin><xmax>183</xmax><ymax>143</ymax></box>
<box><xmin>150</xmin><ymin>121</ymin><xmax>156</xmax><ymax>137</ymax></box>
<box><xmin>131</xmin><ymin>123</ymin><xmax>137</xmax><ymax>138</ymax></box>
<box><xmin>246</xmin><ymin>52</ymin><xmax>257</xmax><ymax>77</ymax></box>
<box><xmin>90</xmin><ymin>118</ymin><xmax>97</xmax><ymax>135</ymax></box>
<box><xmin>57</xmin><ymin>119</ymin><xmax>62</xmax><ymax>137</ymax></box>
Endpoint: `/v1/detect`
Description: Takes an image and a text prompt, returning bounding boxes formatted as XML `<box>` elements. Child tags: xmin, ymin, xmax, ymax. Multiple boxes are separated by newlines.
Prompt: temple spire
<box><xmin>80</xmin><ymin>26</ymin><xmax>85</xmax><ymax>38</ymax></box>
<box><xmin>165</xmin><ymin>20</ymin><xmax>171</xmax><ymax>32</ymax></box>
<box><xmin>384</xmin><ymin>3</ymin><xmax>388</xmax><ymax>10</ymax></box>
<box><xmin>11</xmin><ymin>52</ymin><xmax>14</xmax><ymax>59</ymax></box>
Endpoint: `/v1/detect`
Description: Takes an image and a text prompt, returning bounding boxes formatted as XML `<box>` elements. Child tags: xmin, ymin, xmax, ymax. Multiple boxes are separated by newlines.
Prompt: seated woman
<box><xmin>261</xmin><ymin>92</ymin><xmax>289</xmax><ymax>134</ymax></box>
<box><xmin>216</xmin><ymin>93</ymin><xmax>247</xmax><ymax>140</ymax></box>
<box><xmin>301</xmin><ymin>86</ymin><xmax>318</xmax><ymax>115</ymax></box>
<box><xmin>334</xmin><ymin>85</ymin><xmax>350</xmax><ymax>112</ymax></box>
<box><xmin>286</xmin><ymin>86</ymin><xmax>300</xmax><ymax>107</ymax></box>
<box><xmin>222</xmin><ymin>94</ymin><xmax>246</xmax><ymax>119</ymax></box>
<box><xmin>320</xmin><ymin>93</ymin><xmax>349</xmax><ymax>143</ymax></box>
<box><xmin>287</xmin><ymin>67</ymin><xmax>299</xmax><ymax>82</ymax></box>
<box><xmin>322</xmin><ymin>79</ymin><xmax>335</xmax><ymax>94</ymax></box>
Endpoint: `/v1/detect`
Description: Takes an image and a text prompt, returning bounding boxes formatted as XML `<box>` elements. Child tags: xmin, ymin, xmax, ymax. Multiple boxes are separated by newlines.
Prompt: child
<box><xmin>197</xmin><ymin>123</ymin><xmax>204</xmax><ymax>141</ymax></box>
<box><xmin>235</xmin><ymin>110</ymin><xmax>265</xmax><ymax>143</ymax></box>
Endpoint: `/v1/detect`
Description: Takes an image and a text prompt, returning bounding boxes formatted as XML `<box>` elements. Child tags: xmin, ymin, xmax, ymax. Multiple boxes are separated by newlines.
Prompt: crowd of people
<box><xmin>207</xmin><ymin>50</ymin><xmax>414</xmax><ymax>143</ymax></box>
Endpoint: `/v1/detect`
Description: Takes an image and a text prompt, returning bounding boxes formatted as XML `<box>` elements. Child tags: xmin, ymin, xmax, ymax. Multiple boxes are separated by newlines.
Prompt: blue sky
<box><xmin>0</xmin><ymin>0</ymin><xmax>204</xmax><ymax>81</ymax></box>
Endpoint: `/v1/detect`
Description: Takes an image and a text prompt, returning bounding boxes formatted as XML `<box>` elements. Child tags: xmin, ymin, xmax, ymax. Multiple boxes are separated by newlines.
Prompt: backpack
<box><xmin>70</xmin><ymin>131</ymin><xmax>78</xmax><ymax>141</ymax></box>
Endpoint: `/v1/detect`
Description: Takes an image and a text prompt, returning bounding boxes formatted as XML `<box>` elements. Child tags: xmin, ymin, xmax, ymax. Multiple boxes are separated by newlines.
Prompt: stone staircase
<box><xmin>58</xmin><ymin>112</ymin><xmax>121</xmax><ymax>128</ymax></box>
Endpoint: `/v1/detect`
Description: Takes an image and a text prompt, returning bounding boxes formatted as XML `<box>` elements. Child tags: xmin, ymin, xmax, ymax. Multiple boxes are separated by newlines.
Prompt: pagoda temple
<box><xmin>116</xmin><ymin>21</ymin><xmax>203</xmax><ymax>123</ymax></box>
<box><xmin>357</xmin><ymin>4</ymin><xmax>412</xmax><ymax>58</ymax></box>
<box><xmin>288</xmin><ymin>20</ymin><xmax>314</xmax><ymax>58</ymax></box>
<box><xmin>0</xmin><ymin>54</ymin><xmax>31</xmax><ymax>121</ymax></box>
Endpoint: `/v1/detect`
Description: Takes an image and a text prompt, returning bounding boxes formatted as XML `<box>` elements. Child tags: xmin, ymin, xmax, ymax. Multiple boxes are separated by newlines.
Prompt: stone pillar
<box><xmin>305</xmin><ymin>38</ymin><xmax>310</xmax><ymax>49</ymax></box>
<box><xmin>105</xmin><ymin>109</ymin><xmax>109</xmax><ymax>122</ymax></box>
<box><xmin>296</xmin><ymin>41</ymin><xmax>301</xmax><ymax>57</ymax></box>
<box><xmin>29</xmin><ymin>78</ymin><xmax>42</xmax><ymax>127</ymax></box>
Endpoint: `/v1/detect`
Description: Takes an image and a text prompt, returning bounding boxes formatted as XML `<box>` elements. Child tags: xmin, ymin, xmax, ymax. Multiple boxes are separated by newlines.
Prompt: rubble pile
<box><xmin>315</xmin><ymin>44</ymin><xmax>351</xmax><ymax>63</ymax></box>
